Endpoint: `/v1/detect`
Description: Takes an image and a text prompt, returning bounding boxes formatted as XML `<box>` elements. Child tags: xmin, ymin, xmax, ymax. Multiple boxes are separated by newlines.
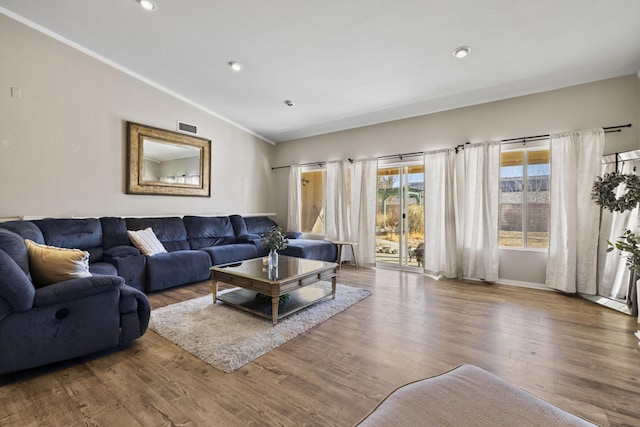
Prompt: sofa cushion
<box><xmin>33</xmin><ymin>218</ymin><xmax>104</xmax><ymax>262</ymax></box>
<box><xmin>0</xmin><ymin>228</ymin><xmax>31</xmax><ymax>277</ymax></box>
<box><xmin>127</xmin><ymin>228</ymin><xmax>167</xmax><ymax>256</ymax></box>
<box><xmin>125</xmin><ymin>217</ymin><xmax>189</xmax><ymax>252</ymax></box>
<box><xmin>0</xmin><ymin>220</ymin><xmax>45</xmax><ymax>244</ymax></box>
<box><xmin>25</xmin><ymin>240</ymin><xmax>92</xmax><ymax>288</ymax></box>
<box><xmin>144</xmin><ymin>250</ymin><xmax>211</xmax><ymax>291</ymax></box>
<box><xmin>199</xmin><ymin>243</ymin><xmax>258</xmax><ymax>266</ymax></box>
<box><xmin>88</xmin><ymin>262</ymin><xmax>118</xmax><ymax>276</ymax></box>
<box><xmin>184</xmin><ymin>216</ymin><xmax>237</xmax><ymax>249</ymax></box>
<box><xmin>100</xmin><ymin>217</ymin><xmax>131</xmax><ymax>249</ymax></box>
<box><xmin>243</xmin><ymin>216</ymin><xmax>278</xmax><ymax>236</ymax></box>
<box><xmin>229</xmin><ymin>214</ymin><xmax>249</xmax><ymax>237</ymax></box>
<box><xmin>104</xmin><ymin>245</ymin><xmax>140</xmax><ymax>257</ymax></box>
<box><xmin>280</xmin><ymin>239</ymin><xmax>338</xmax><ymax>262</ymax></box>
<box><xmin>0</xmin><ymin>249</ymin><xmax>35</xmax><ymax>312</ymax></box>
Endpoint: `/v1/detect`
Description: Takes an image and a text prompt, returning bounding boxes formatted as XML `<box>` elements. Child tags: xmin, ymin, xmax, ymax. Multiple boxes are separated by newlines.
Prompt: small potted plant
<box><xmin>609</xmin><ymin>229</ymin><xmax>640</xmax><ymax>270</ymax></box>
<box><xmin>261</xmin><ymin>226</ymin><xmax>288</xmax><ymax>267</ymax></box>
<box><xmin>608</xmin><ymin>229</ymin><xmax>640</xmax><ymax>317</ymax></box>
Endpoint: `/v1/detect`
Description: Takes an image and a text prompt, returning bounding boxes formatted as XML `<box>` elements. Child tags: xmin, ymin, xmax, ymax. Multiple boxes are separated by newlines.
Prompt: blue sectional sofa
<box><xmin>0</xmin><ymin>213</ymin><xmax>334</xmax><ymax>374</ymax></box>
<box><xmin>0</xmin><ymin>215</ymin><xmax>337</xmax><ymax>294</ymax></box>
<box><xmin>0</xmin><ymin>227</ymin><xmax>150</xmax><ymax>374</ymax></box>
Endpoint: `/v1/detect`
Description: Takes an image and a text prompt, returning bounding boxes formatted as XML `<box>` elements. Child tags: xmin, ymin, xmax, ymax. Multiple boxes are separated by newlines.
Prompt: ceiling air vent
<box><xmin>177</xmin><ymin>121</ymin><xmax>197</xmax><ymax>134</ymax></box>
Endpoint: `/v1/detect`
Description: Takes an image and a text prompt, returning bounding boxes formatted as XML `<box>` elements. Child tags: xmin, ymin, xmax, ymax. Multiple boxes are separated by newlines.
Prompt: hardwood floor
<box><xmin>2</xmin><ymin>267</ymin><xmax>639</xmax><ymax>426</ymax></box>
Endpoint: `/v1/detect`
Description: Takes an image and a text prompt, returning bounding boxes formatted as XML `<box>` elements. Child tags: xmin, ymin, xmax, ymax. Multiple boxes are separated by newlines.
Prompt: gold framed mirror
<box><xmin>126</xmin><ymin>122</ymin><xmax>211</xmax><ymax>197</ymax></box>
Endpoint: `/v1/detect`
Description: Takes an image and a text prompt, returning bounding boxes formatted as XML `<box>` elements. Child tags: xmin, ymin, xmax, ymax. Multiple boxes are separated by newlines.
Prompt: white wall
<box><xmin>274</xmin><ymin>74</ymin><xmax>640</xmax><ymax>285</ymax></box>
<box><xmin>0</xmin><ymin>13</ymin><xmax>275</xmax><ymax>219</ymax></box>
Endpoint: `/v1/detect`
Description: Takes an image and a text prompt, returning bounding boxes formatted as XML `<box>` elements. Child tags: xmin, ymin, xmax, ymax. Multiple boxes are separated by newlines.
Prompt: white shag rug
<box><xmin>149</xmin><ymin>282</ymin><xmax>371</xmax><ymax>372</ymax></box>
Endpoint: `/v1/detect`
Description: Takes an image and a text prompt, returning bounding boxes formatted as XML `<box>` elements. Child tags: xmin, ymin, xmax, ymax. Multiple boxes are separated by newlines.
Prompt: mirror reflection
<box><xmin>142</xmin><ymin>138</ymin><xmax>201</xmax><ymax>186</ymax></box>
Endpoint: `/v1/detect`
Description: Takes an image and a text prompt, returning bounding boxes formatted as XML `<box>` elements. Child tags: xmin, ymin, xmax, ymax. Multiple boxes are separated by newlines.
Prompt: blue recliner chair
<box><xmin>0</xmin><ymin>228</ymin><xmax>150</xmax><ymax>374</ymax></box>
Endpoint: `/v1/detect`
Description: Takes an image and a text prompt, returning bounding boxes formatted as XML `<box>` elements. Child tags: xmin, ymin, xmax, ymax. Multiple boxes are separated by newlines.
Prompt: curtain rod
<box><xmin>377</xmin><ymin>151</ymin><xmax>424</xmax><ymax>160</ymax></box>
<box><xmin>271</xmin><ymin>151</ymin><xmax>423</xmax><ymax>170</ymax></box>
<box><xmin>454</xmin><ymin>123</ymin><xmax>631</xmax><ymax>152</ymax></box>
<box><xmin>500</xmin><ymin>123</ymin><xmax>632</xmax><ymax>145</ymax></box>
<box><xmin>272</xmin><ymin>124</ymin><xmax>632</xmax><ymax>168</ymax></box>
<box><xmin>271</xmin><ymin>160</ymin><xmax>346</xmax><ymax>170</ymax></box>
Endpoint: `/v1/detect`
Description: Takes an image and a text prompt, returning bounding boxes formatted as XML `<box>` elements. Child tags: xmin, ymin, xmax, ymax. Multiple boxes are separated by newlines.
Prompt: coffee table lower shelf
<box><xmin>216</xmin><ymin>286</ymin><xmax>334</xmax><ymax>323</ymax></box>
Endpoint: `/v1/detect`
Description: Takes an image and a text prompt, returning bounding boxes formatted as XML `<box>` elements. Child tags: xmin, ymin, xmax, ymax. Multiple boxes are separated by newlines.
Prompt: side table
<box><xmin>331</xmin><ymin>240</ymin><xmax>359</xmax><ymax>270</ymax></box>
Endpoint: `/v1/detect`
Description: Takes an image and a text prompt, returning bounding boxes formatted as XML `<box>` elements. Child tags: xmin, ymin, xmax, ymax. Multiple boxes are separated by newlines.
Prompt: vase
<box><xmin>268</xmin><ymin>265</ymin><xmax>278</xmax><ymax>281</ymax></box>
<box><xmin>268</xmin><ymin>248</ymin><xmax>278</xmax><ymax>268</ymax></box>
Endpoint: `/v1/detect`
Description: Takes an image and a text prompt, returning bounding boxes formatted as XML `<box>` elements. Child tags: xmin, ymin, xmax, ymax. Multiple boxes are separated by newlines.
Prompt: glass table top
<box><xmin>210</xmin><ymin>255</ymin><xmax>336</xmax><ymax>282</ymax></box>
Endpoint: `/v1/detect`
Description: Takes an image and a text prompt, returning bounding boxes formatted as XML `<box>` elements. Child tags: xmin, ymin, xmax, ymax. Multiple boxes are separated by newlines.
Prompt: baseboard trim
<box><xmin>494</xmin><ymin>279</ymin><xmax>551</xmax><ymax>291</ymax></box>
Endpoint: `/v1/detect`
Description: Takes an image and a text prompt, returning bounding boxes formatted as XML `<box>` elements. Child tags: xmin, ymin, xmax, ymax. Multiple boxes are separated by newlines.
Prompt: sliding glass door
<box><xmin>376</xmin><ymin>161</ymin><xmax>424</xmax><ymax>270</ymax></box>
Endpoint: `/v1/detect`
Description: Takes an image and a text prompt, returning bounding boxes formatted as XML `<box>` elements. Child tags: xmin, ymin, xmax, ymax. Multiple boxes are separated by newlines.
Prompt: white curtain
<box><xmin>456</xmin><ymin>142</ymin><xmax>500</xmax><ymax>282</ymax></box>
<box><xmin>546</xmin><ymin>129</ymin><xmax>604</xmax><ymax>294</ymax></box>
<box><xmin>597</xmin><ymin>159</ymin><xmax>639</xmax><ymax>299</ymax></box>
<box><xmin>350</xmin><ymin>159</ymin><xmax>378</xmax><ymax>266</ymax></box>
<box><xmin>423</xmin><ymin>149</ymin><xmax>457</xmax><ymax>278</ymax></box>
<box><xmin>325</xmin><ymin>160</ymin><xmax>351</xmax><ymax>241</ymax></box>
<box><xmin>422</xmin><ymin>142</ymin><xmax>499</xmax><ymax>281</ymax></box>
<box><xmin>287</xmin><ymin>165</ymin><xmax>302</xmax><ymax>232</ymax></box>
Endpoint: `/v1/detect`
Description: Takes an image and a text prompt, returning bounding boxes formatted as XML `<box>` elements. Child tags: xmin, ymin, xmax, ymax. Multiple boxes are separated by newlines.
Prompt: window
<box><xmin>499</xmin><ymin>147</ymin><xmax>550</xmax><ymax>248</ymax></box>
<box><xmin>300</xmin><ymin>169</ymin><xmax>324</xmax><ymax>234</ymax></box>
<box><xmin>376</xmin><ymin>162</ymin><xmax>424</xmax><ymax>268</ymax></box>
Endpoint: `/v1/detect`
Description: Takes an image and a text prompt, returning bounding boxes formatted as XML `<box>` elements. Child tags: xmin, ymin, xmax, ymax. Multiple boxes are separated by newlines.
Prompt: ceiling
<box><xmin>1</xmin><ymin>1</ymin><xmax>640</xmax><ymax>144</ymax></box>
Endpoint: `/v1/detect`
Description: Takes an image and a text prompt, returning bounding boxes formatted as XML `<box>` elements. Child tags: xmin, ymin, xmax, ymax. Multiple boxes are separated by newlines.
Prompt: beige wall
<box><xmin>274</xmin><ymin>75</ymin><xmax>640</xmax><ymax>221</ymax></box>
<box><xmin>0</xmin><ymin>13</ymin><xmax>275</xmax><ymax>219</ymax></box>
<box><xmin>275</xmin><ymin>75</ymin><xmax>639</xmax><ymax>169</ymax></box>
<box><xmin>274</xmin><ymin>74</ymin><xmax>640</xmax><ymax>285</ymax></box>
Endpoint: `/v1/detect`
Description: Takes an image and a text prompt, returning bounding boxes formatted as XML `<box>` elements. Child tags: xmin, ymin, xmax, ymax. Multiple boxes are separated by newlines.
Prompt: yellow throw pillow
<box><xmin>127</xmin><ymin>227</ymin><xmax>167</xmax><ymax>256</ymax></box>
<box><xmin>25</xmin><ymin>239</ymin><xmax>92</xmax><ymax>287</ymax></box>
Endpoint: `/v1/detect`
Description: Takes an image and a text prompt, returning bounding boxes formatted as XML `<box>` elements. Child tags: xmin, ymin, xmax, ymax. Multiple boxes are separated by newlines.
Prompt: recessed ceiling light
<box><xmin>453</xmin><ymin>46</ymin><xmax>471</xmax><ymax>58</ymax></box>
<box><xmin>137</xmin><ymin>0</ymin><xmax>157</xmax><ymax>11</ymax></box>
<box><xmin>284</xmin><ymin>100</ymin><xmax>295</xmax><ymax>107</ymax></box>
<box><xmin>228</xmin><ymin>61</ymin><xmax>244</xmax><ymax>72</ymax></box>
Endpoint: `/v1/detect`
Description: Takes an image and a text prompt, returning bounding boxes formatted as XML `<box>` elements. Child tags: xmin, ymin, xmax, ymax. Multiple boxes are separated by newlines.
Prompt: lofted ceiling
<box><xmin>1</xmin><ymin>0</ymin><xmax>640</xmax><ymax>143</ymax></box>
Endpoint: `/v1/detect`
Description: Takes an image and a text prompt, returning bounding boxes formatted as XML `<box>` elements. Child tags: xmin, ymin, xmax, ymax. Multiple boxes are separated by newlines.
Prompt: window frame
<box><xmin>499</xmin><ymin>141</ymin><xmax>550</xmax><ymax>251</ymax></box>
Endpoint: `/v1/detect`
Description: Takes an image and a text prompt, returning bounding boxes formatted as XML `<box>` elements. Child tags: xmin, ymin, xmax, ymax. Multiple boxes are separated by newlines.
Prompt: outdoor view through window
<box><xmin>376</xmin><ymin>164</ymin><xmax>424</xmax><ymax>268</ymax></box>
<box><xmin>499</xmin><ymin>148</ymin><xmax>550</xmax><ymax>248</ymax></box>
<box><xmin>301</xmin><ymin>170</ymin><xmax>324</xmax><ymax>234</ymax></box>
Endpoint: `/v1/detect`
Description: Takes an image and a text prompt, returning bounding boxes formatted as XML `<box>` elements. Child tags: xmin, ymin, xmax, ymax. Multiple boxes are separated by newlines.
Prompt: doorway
<box><xmin>376</xmin><ymin>161</ymin><xmax>424</xmax><ymax>270</ymax></box>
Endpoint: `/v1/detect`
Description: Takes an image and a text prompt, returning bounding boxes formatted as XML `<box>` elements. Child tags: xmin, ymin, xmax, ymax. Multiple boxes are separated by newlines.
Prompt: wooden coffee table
<box><xmin>210</xmin><ymin>256</ymin><xmax>338</xmax><ymax>325</ymax></box>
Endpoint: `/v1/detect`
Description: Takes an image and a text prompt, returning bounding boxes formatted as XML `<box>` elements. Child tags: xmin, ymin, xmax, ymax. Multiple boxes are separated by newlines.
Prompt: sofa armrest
<box><xmin>119</xmin><ymin>285</ymin><xmax>150</xmax><ymax>333</ymax></box>
<box><xmin>34</xmin><ymin>275</ymin><xmax>124</xmax><ymax>307</ymax></box>
<box><xmin>286</xmin><ymin>231</ymin><xmax>302</xmax><ymax>239</ymax></box>
<box><xmin>104</xmin><ymin>245</ymin><xmax>140</xmax><ymax>258</ymax></box>
<box><xmin>101</xmin><ymin>252</ymin><xmax>146</xmax><ymax>292</ymax></box>
<box><xmin>0</xmin><ymin>249</ymin><xmax>35</xmax><ymax>312</ymax></box>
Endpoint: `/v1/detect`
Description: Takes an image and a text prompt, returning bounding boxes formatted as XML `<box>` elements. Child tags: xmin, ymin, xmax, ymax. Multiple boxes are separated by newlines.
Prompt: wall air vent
<box><xmin>177</xmin><ymin>121</ymin><xmax>197</xmax><ymax>134</ymax></box>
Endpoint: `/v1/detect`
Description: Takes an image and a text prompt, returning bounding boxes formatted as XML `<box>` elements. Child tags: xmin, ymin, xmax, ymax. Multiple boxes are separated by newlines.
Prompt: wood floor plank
<box><xmin>1</xmin><ymin>266</ymin><xmax>639</xmax><ymax>426</ymax></box>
